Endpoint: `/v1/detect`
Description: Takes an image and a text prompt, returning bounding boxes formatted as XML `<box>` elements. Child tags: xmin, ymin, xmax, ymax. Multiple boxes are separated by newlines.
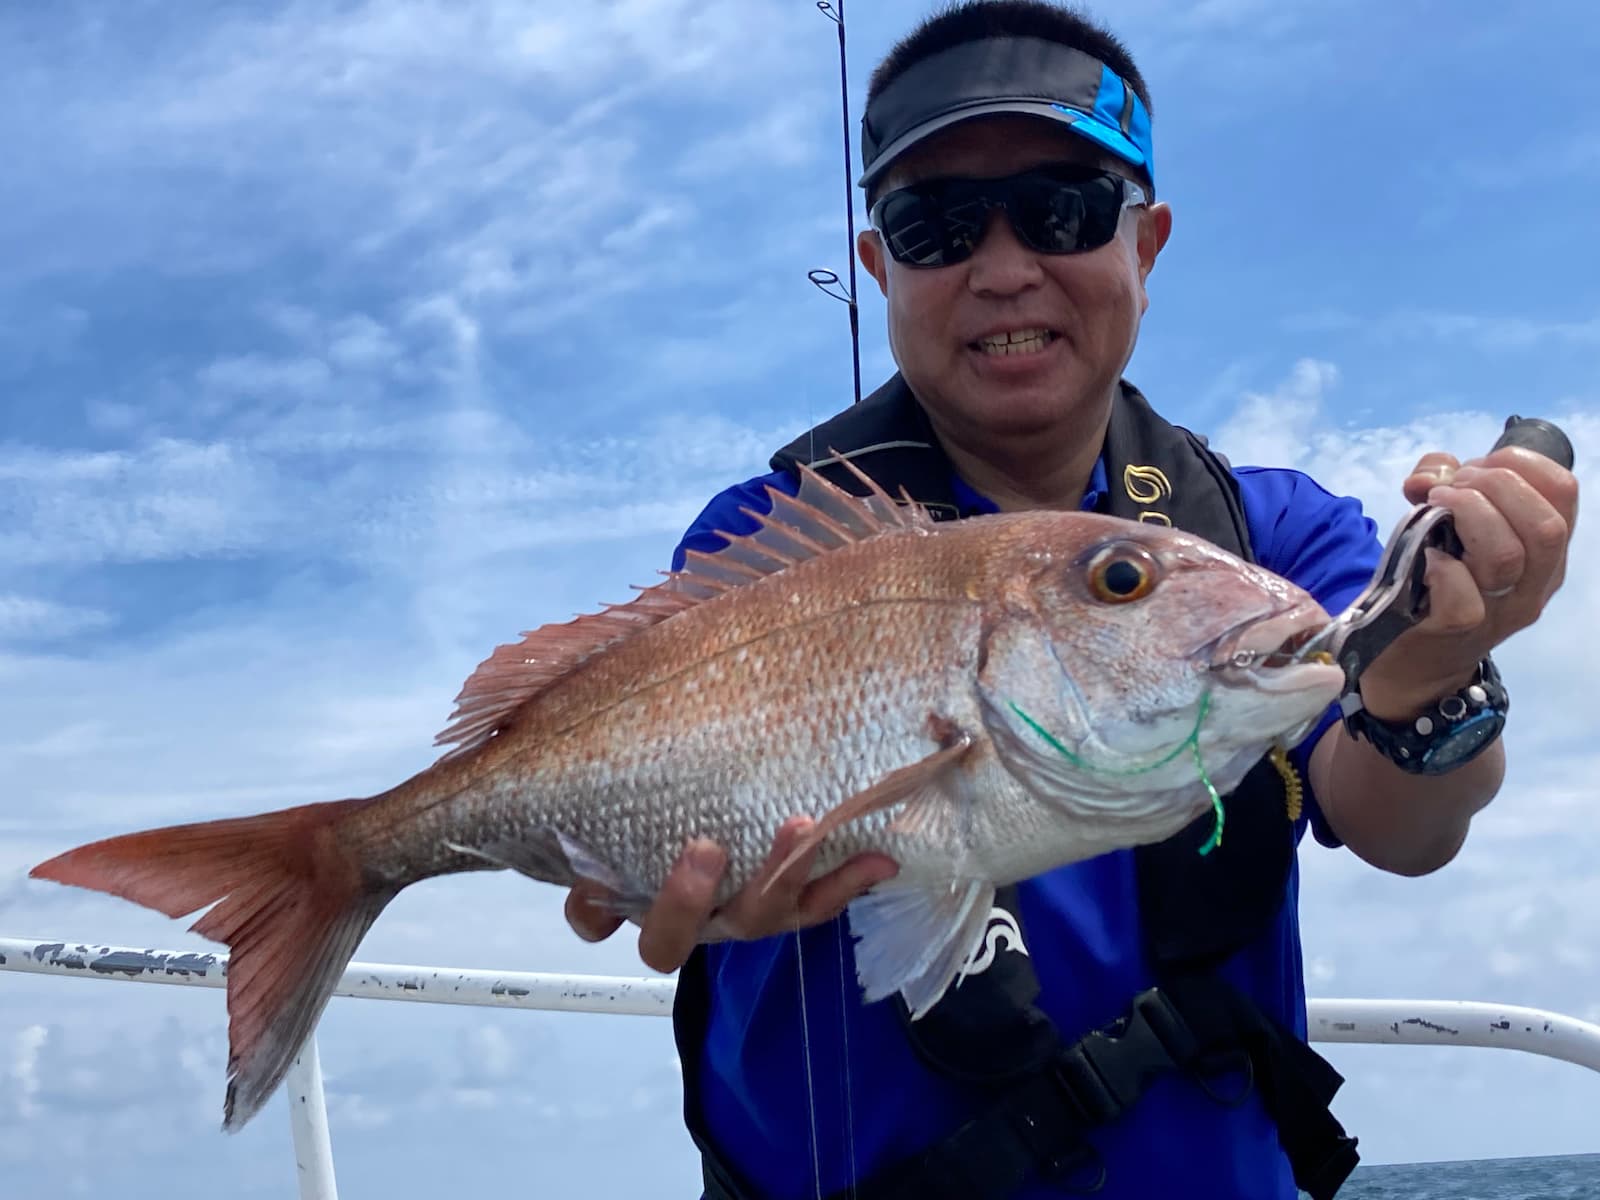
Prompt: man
<box><xmin>567</xmin><ymin>3</ymin><xmax>1579</xmax><ymax>1197</ymax></box>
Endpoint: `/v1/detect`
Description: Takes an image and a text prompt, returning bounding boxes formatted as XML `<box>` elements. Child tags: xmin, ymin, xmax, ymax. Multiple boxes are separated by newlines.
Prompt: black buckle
<box><xmin>1052</xmin><ymin>988</ymin><xmax>1201</xmax><ymax>1126</ymax></box>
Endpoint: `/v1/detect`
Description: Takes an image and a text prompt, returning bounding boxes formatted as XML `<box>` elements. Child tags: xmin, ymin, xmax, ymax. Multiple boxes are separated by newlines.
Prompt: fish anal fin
<box><xmin>763</xmin><ymin>735</ymin><xmax>974</xmax><ymax>890</ymax></box>
<box><xmin>28</xmin><ymin>796</ymin><xmax>392</xmax><ymax>1131</ymax></box>
<box><xmin>846</xmin><ymin>878</ymin><xmax>995</xmax><ymax>1018</ymax></box>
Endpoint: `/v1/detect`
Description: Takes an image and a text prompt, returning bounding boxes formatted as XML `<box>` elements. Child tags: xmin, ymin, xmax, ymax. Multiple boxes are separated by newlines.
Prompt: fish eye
<box><xmin>1086</xmin><ymin>544</ymin><xmax>1159</xmax><ymax>603</ymax></box>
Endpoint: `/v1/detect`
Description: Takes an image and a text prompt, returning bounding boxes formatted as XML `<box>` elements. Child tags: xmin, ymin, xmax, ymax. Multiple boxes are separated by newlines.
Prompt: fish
<box><xmin>28</xmin><ymin>458</ymin><xmax>1344</xmax><ymax>1131</ymax></box>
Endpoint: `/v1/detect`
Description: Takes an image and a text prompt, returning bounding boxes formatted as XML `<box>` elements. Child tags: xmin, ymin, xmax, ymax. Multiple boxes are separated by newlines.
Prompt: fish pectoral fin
<box><xmin>445</xmin><ymin>831</ymin><xmax>653</xmax><ymax>916</ymax></box>
<box><xmin>760</xmin><ymin>736</ymin><xmax>974</xmax><ymax>892</ymax></box>
<box><xmin>846</xmin><ymin>877</ymin><xmax>995</xmax><ymax>1019</ymax></box>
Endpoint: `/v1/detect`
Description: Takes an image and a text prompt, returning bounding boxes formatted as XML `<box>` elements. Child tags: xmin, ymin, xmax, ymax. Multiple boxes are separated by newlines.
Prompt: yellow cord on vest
<box><xmin>1269</xmin><ymin>746</ymin><xmax>1303</xmax><ymax>822</ymax></box>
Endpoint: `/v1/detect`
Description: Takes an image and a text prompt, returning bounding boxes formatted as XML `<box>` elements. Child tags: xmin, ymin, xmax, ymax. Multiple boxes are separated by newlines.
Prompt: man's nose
<box><xmin>966</xmin><ymin>210</ymin><xmax>1045</xmax><ymax>296</ymax></box>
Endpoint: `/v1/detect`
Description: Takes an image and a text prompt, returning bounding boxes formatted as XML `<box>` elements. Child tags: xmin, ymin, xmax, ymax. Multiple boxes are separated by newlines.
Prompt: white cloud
<box><xmin>0</xmin><ymin>402</ymin><xmax>800</xmax><ymax>573</ymax></box>
<box><xmin>4</xmin><ymin>0</ymin><xmax>827</xmax><ymax>317</ymax></box>
<box><xmin>10</xmin><ymin>1024</ymin><xmax>46</xmax><ymax>1120</ymax></box>
<box><xmin>197</xmin><ymin>353</ymin><xmax>333</xmax><ymax>398</ymax></box>
<box><xmin>1281</xmin><ymin>308</ymin><xmax>1600</xmax><ymax>352</ymax></box>
<box><xmin>1398</xmin><ymin>310</ymin><xmax>1600</xmax><ymax>350</ymax></box>
<box><xmin>0</xmin><ymin>596</ymin><xmax>114</xmax><ymax>641</ymax></box>
<box><xmin>0</xmin><ymin>438</ymin><xmax>275</xmax><ymax>566</ymax></box>
<box><xmin>327</xmin><ymin>313</ymin><xmax>404</xmax><ymax>371</ymax></box>
<box><xmin>674</xmin><ymin>99</ymin><xmax>825</xmax><ymax>179</ymax></box>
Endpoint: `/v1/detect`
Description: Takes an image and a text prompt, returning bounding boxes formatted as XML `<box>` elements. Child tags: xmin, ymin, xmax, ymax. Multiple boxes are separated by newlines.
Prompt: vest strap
<box><xmin>698</xmin><ymin>976</ymin><xmax>1358</xmax><ymax>1200</ymax></box>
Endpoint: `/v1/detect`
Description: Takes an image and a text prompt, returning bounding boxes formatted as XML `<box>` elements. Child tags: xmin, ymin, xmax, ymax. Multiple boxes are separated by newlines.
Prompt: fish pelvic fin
<box><xmin>433</xmin><ymin>448</ymin><xmax>936</xmax><ymax>762</ymax></box>
<box><xmin>846</xmin><ymin>877</ymin><xmax>996</xmax><ymax>1019</ymax></box>
<box><xmin>28</xmin><ymin>796</ymin><xmax>393</xmax><ymax>1132</ymax></box>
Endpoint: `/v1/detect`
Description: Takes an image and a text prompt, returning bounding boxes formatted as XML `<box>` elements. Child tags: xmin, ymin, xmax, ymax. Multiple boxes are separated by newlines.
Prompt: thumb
<box><xmin>1402</xmin><ymin>452</ymin><xmax>1460</xmax><ymax>505</ymax></box>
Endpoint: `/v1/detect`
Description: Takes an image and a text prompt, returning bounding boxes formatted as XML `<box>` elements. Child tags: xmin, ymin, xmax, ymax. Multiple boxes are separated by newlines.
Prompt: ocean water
<box><xmin>1331</xmin><ymin>1153</ymin><xmax>1600</xmax><ymax>1199</ymax></box>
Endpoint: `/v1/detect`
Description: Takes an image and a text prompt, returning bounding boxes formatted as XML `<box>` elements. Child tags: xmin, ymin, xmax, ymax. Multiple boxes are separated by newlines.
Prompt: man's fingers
<box><xmin>1448</xmin><ymin>463</ymin><xmax>1572</xmax><ymax>600</ymax></box>
<box><xmin>719</xmin><ymin>816</ymin><xmax>820</xmax><ymax>937</ymax></box>
<box><xmin>1419</xmin><ymin>548</ymin><xmax>1486</xmax><ymax>634</ymax></box>
<box><xmin>1483</xmin><ymin>446</ymin><xmax>1581</xmax><ymax>531</ymax></box>
<box><xmin>1402</xmin><ymin>452</ymin><xmax>1461</xmax><ymax>505</ymax></box>
<box><xmin>636</xmin><ymin>838</ymin><xmax>726</xmax><ymax>973</ymax></box>
<box><xmin>1426</xmin><ymin>482</ymin><xmax>1523</xmax><ymax>597</ymax></box>
<box><xmin>565</xmin><ymin>882</ymin><xmax>625</xmax><ymax>943</ymax></box>
<box><xmin>796</xmin><ymin>853</ymin><xmax>899</xmax><ymax>926</ymax></box>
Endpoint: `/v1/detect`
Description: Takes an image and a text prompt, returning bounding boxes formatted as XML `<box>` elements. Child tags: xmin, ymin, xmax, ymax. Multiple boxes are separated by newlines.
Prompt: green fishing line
<box><xmin>1008</xmin><ymin>692</ymin><xmax>1225</xmax><ymax>856</ymax></box>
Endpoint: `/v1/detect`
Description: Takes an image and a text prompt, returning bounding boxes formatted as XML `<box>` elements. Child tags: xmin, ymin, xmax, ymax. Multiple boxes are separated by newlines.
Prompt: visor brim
<box><xmin>857</xmin><ymin>101</ymin><xmax>1149</xmax><ymax>192</ymax></box>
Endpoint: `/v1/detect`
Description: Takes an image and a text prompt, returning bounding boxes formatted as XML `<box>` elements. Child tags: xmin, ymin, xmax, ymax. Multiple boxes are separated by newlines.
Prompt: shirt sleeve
<box><xmin>1233</xmin><ymin>466</ymin><xmax>1386</xmax><ymax>848</ymax></box>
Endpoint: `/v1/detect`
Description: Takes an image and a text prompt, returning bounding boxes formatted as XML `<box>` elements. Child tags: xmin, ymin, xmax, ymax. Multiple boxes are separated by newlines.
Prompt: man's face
<box><xmin>858</xmin><ymin>115</ymin><xmax>1172</xmax><ymax>447</ymax></box>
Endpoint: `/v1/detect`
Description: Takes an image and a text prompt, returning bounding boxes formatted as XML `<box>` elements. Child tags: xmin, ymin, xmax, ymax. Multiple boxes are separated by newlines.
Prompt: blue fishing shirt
<box><xmin>670</xmin><ymin>455</ymin><xmax>1384</xmax><ymax>1200</ymax></box>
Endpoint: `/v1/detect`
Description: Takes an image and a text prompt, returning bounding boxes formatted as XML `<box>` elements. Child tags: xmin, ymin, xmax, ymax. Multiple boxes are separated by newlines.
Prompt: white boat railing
<box><xmin>5</xmin><ymin>935</ymin><xmax>1599</xmax><ymax>1199</ymax></box>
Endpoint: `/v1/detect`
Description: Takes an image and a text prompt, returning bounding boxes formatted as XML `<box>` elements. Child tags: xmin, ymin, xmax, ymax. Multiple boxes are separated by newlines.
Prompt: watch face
<box><xmin>1423</xmin><ymin>712</ymin><xmax>1505</xmax><ymax>770</ymax></box>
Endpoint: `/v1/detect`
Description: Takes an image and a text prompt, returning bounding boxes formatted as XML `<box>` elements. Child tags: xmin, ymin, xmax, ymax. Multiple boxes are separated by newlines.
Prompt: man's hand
<box><xmin>1310</xmin><ymin>443</ymin><xmax>1578</xmax><ymax>875</ymax></box>
<box><xmin>1357</xmin><ymin>444</ymin><xmax>1579</xmax><ymax>720</ymax></box>
<box><xmin>563</xmin><ymin>816</ymin><xmax>899</xmax><ymax>973</ymax></box>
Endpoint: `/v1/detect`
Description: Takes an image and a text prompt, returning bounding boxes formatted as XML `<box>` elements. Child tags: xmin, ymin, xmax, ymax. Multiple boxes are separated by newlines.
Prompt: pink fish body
<box><xmin>30</xmin><ymin>462</ymin><xmax>1342</xmax><ymax>1129</ymax></box>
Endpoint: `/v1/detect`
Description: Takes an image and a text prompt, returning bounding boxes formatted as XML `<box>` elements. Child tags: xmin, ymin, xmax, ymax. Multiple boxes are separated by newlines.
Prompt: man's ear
<box><xmin>857</xmin><ymin>229</ymin><xmax>890</xmax><ymax>298</ymax></box>
<box><xmin>1136</xmin><ymin>201</ymin><xmax>1173</xmax><ymax>283</ymax></box>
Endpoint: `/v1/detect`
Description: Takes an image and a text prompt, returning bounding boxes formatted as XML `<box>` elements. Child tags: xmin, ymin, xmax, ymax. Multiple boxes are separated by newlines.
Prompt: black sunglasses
<box><xmin>869</xmin><ymin>164</ymin><xmax>1148</xmax><ymax>269</ymax></box>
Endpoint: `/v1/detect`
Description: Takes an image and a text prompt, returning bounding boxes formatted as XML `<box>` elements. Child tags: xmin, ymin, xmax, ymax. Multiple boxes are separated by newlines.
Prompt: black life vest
<box><xmin>674</xmin><ymin>374</ymin><xmax>1360</xmax><ymax>1200</ymax></box>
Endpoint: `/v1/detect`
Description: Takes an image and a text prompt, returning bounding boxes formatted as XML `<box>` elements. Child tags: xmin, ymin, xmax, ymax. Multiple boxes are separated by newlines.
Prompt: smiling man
<box><xmin>565</xmin><ymin>3</ymin><xmax>1579</xmax><ymax>1198</ymax></box>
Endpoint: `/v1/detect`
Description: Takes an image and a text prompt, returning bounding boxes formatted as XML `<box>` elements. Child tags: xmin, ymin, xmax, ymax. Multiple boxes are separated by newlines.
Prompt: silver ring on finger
<box><xmin>1481</xmin><ymin>585</ymin><xmax>1515</xmax><ymax>599</ymax></box>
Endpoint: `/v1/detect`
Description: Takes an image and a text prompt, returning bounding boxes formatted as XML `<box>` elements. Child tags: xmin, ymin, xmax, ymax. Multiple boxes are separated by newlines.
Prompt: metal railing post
<box><xmin>286</xmin><ymin>1033</ymin><xmax>338</xmax><ymax>1200</ymax></box>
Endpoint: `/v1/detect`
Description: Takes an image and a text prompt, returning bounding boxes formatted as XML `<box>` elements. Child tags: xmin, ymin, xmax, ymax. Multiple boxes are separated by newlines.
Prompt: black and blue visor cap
<box><xmin>858</xmin><ymin>36</ymin><xmax>1154</xmax><ymax>194</ymax></box>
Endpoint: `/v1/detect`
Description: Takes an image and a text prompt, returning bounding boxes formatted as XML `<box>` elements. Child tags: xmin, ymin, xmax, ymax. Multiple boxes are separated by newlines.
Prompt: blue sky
<box><xmin>2</xmin><ymin>0</ymin><xmax>1598</xmax><ymax>1194</ymax></box>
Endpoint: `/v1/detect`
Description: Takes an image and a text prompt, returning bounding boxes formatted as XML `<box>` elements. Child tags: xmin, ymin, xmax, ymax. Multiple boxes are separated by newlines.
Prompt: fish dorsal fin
<box><xmin>432</xmin><ymin>453</ymin><xmax>934</xmax><ymax>760</ymax></box>
<box><xmin>685</xmin><ymin>454</ymin><xmax>931</xmax><ymax>581</ymax></box>
<box><xmin>430</xmin><ymin>583</ymin><xmax>705</xmax><ymax>760</ymax></box>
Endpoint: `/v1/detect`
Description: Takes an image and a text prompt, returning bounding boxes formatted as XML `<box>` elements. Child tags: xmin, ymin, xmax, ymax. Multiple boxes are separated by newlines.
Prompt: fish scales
<box><xmin>357</xmin><ymin>520</ymin><xmax>1006</xmax><ymax>899</ymax></box>
<box><xmin>27</xmin><ymin>462</ymin><xmax>1347</xmax><ymax>1129</ymax></box>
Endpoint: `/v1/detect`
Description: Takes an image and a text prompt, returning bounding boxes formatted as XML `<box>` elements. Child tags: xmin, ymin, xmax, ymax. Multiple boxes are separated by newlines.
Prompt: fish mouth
<box><xmin>1205</xmin><ymin>603</ymin><xmax>1343</xmax><ymax>695</ymax></box>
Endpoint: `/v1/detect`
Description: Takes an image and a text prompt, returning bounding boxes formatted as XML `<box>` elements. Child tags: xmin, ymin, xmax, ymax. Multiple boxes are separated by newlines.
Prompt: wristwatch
<box><xmin>1340</xmin><ymin>656</ymin><xmax>1509</xmax><ymax>776</ymax></box>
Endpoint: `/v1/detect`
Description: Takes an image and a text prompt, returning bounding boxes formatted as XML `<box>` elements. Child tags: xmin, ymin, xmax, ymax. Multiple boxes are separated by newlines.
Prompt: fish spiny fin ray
<box><xmin>679</xmin><ymin>451</ymin><xmax>933</xmax><ymax>585</ymax></box>
<box><xmin>435</xmin><ymin>455</ymin><xmax>934</xmax><ymax>760</ymax></box>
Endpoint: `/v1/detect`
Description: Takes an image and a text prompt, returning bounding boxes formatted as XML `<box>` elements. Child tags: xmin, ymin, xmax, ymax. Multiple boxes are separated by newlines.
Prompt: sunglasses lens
<box><xmin>875</xmin><ymin>186</ymin><xmax>986</xmax><ymax>267</ymax></box>
<box><xmin>1012</xmin><ymin>171</ymin><xmax>1122</xmax><ymax>254</ymax></box>
<box><xmin>875</xmin><ymin>169</ymin><xmax>1131</xmax><ymax>267</ymax></box>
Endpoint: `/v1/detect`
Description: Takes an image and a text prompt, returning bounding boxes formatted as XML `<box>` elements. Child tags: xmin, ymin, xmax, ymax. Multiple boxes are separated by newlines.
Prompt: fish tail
<box><xmin>29</xmin><ymin>795</ymin><xmax>394</xmax><ymax>1131</ymax></box>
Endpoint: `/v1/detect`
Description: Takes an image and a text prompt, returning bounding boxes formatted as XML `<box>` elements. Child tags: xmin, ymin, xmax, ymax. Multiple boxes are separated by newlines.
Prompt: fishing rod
<box><xmin>810</xmin><ymin>0</ymin><xmax>863</xmax><ymax>406</ymax></box>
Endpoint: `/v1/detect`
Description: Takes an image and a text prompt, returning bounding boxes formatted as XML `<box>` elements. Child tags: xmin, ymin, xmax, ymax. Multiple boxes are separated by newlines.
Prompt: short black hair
<box><xmin>868</xmin><ymin>1</ymin><xmax>1153</xmax><ymax>174</ymax></box>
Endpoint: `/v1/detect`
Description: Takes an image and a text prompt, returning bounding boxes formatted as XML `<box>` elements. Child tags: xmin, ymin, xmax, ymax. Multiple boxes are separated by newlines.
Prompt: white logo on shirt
<box><xmin>958</xmin><ymin>907</ymin><xmax>1030</xmax><ymax>978</ymax></box>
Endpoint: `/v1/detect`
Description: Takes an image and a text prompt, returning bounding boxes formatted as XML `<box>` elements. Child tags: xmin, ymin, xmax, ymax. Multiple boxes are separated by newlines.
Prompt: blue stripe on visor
<box><xmin>1049</xmin><ymin>65</ymin><xmax>1154</xmax><ymax>186</ymax></box>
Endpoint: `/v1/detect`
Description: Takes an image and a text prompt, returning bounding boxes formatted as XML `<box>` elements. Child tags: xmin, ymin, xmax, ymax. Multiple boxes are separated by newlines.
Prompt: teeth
<box><xmin>977</xmin><ymin>328</ymin><xmax>1054</xmax><ymax>355</ymax></box>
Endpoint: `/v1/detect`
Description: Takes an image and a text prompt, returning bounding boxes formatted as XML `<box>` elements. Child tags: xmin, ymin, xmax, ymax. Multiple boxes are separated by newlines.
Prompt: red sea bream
<box><xmin>30</xmin><ymin>461</ymin><xmax>1342</xmax><ymax>1130</ymax></box>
